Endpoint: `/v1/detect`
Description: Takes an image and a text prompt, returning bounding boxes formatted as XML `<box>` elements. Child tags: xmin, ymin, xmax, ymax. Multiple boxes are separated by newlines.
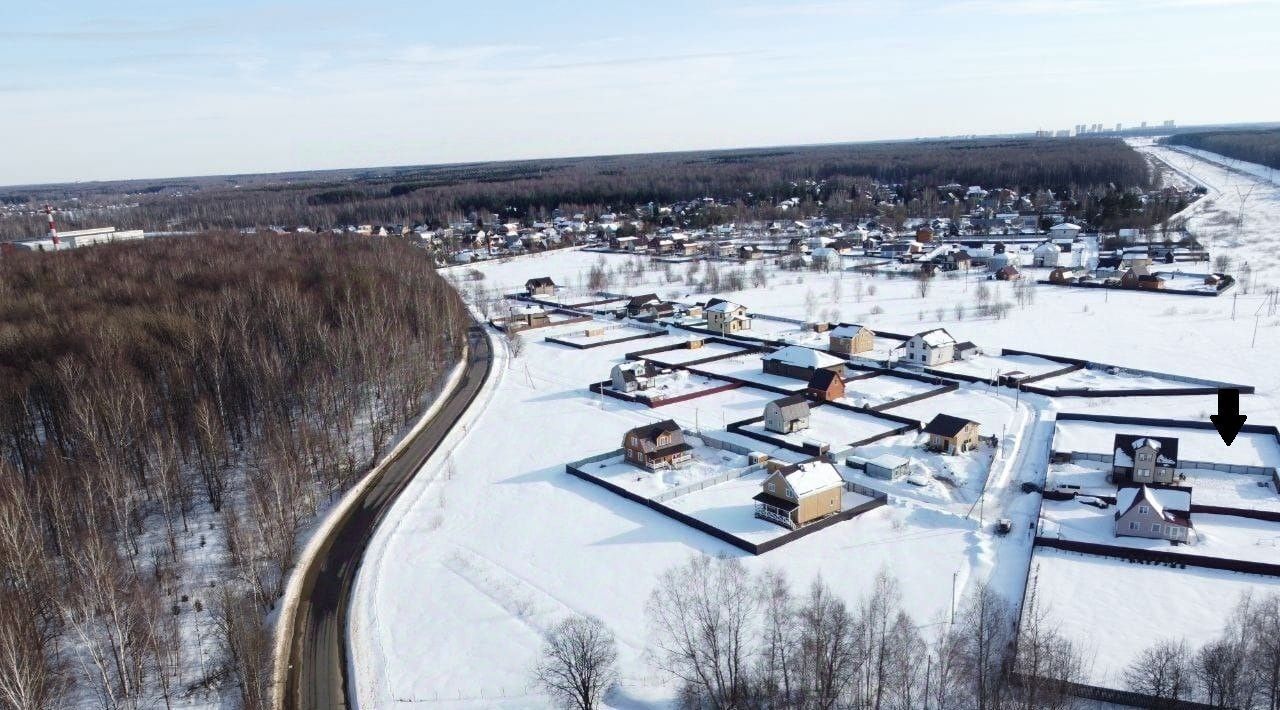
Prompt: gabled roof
<box><xmin>830</xmin><ymin>324</ymin><xmax>871</xmax><ymax>339</ymax></box>
<box><xmin>1115</xmin><ymin>485</ymin><xmax>1192</xmax><ymax>526</ymax></box>
<box><xmin>913</xmin><ymin>328</ymin><xmax>956</xmax><ymax>348</ymax></box>
<box><xmin>628</xmin><ymin>419</ymin><xmax>681</xmax><ymax>442</ymax></box>
<box><xmin>807</xmin><ymin>368</ymin><xmax>842</xmax><ymax>391</ymax></box>
<box><xmin>627</xmin><ymin>293</ymin><xmax>660</xmax><ymax>309</ymax></box>
<box><xmin>923</xmin><ymin>413</ymin><xmax>978</xmax><ymax>438</ymax></box>
<box><xmin>764</xmin><ymin>345</ymin><xmax>844</xmax><ymax>369</ymax></box>
<box><xmin>525</xmin><ymin>276</ymin><xmax>556</xmax><ymax>287</ymax></box>
<box><xmin>954</xmin><ymin>341</ymin><xmax>978</xmax><ymax>353</ymax></box>
<box><xmin>1113</xmin><ymin>434</ymin><xmax>1179</xmax><ymax>467</ymax></box>
<box><xmin>768</xmin><ymin>395</ymin><xmax>810</xmax><ymax>417</ymax></box>
<box><xmin>780</xmin><ymin>461</ymin><xmax>844</xmax><ymax>497</ymax></box>
<box><xmin>705</xmin><ymin>298</ymin><xmax>745</xmax><ymax>313</ymax></box>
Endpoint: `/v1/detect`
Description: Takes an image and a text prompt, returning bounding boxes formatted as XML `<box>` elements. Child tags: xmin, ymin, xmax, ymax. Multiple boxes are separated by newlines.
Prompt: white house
<box><xmin>899</xmin><ymin>328</ymin><xmax>957</xmax><ymax>366</ymax></box>
<box><xmin>1048</xmin><ymin>222</ymin><xmax>1083</xmax><ymax>239</ymax></box>
<box><xmin>705</xmin><ymin>299</ymin><xmax>752</xmax><ymax>333</ymax></box>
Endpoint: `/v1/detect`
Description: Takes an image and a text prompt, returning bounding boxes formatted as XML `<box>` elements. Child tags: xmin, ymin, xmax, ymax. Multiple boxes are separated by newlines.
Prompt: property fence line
<box><xmin>545</xmin><ymin>328</ymin><xmax>667</xmax><ymax>350</ymax></box>
<box><xmin>1063</xmin><ymin>450</ymin><xmax>1278</xmax><ymax>477</ymax></box>
<box><xmin>1007</xmin><ymin>672</ymin><xmax>1221</xmax><ymax>710</ymax></box>
<box><xmin>1033</xmin><ymin>277</ymin><xmax>1235</xmax><ymax>297</ymax></box>
<box><xmin>1033</xmin><ymin>536</ymin><xmax>1280</xmax><ymax>577</ymax></box>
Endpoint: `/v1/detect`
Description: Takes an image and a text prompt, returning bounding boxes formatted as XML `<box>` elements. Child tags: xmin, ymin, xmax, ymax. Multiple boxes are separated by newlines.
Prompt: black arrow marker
<box><xmin>1210</xmin><ymin>388</ymin><xmax>1247</xmax><ymax>446</ymax></box>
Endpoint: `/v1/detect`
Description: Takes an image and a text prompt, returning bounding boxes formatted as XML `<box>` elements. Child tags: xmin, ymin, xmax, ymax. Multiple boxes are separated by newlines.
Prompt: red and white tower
<box><xmin>45</xmin><ymin>204</ymin><xmax>60</xmax><ymax>249</ymax></box>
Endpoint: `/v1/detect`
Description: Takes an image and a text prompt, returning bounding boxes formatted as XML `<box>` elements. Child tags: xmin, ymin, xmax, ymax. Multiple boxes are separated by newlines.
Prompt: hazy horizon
<box><xmin>4</xmin><ymin>0</ymin><xmax>1279</xmax><ymax>186</ymax></box>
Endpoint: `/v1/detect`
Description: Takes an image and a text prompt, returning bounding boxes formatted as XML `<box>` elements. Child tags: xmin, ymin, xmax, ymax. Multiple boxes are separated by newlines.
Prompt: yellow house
<box><xmin>923</xmin><ymin>414</ymin><xmax>980</xmax><ymax>455</ymax></box>
<box><xmin>752</xmin><ymin>461</ymin><xmax>845</xmax><ymax>529</ymax></box>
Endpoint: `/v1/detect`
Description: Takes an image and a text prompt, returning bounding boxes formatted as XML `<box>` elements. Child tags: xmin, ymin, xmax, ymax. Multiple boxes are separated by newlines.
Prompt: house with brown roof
<box><xmin>1112</xmin><ymin>434</ymin><xmax>1180</xmax><ymax>484</ymax></box>
<box><xmin>806</xmin><ymin>369</ymin><xmax>845</xmax><ymax>401</ymax></box>
<box><xmin>525</xmin><ymin>277</ymin><xmax>557</xmax><ymax>296</ymax></box>
<box><xmin>622</xmin><ymin>420</ymin><xmax>693</xmax><ymax>471</ymax></box>
<box><xmin>753</xmin><ymin>460</ymin><xmax>845</xmax><ymax>529</ymax></box>
<box><xmin>1114</xmin><ymin>485</ymin><xmax>1194</xmax><ymax>543</ymax></box>
<box><xmin>923</xmin><ymin>414</ymin><xmax>980</xmax><ymax>455</ymax></box>
<box><xmin>764</xmin><ymin>395</ymin><xmax>810</xmax><ymax>434</ymax></box>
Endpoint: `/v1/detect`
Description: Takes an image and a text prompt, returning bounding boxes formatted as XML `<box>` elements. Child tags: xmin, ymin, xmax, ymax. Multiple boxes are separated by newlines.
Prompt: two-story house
<box><xmin>1112</xmin><ymin>434</ymin><xmax>1180</xmax><ymax>484</ymax></box>
<box><xmin>1114</xmin><ymin>485</ymin><xmax>1194</xmax><ymax>543</ymax></box>
<box><xmin>622</xmin><ymin>420</ymin><xmax>693</xmax><ymax>471</ymax></box>
<box><xmin>753</xmin><ymin>461</ymin><xmax>845</xmax><ymax>529</ymax></box>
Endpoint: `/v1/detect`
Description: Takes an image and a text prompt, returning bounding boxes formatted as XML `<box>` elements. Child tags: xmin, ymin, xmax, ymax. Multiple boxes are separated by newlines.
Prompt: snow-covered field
<box><xmin>1029</xmin><ymin>546</ymin><xmax>1280</xmax><ymax>688</ymax></box>
<box><xmin>691</xmin><ymin>353</ymin><xmax>808</xmax><ymax>391</ymax></box>
<box><xmin>354</xmin><ymin>144</ymin><xmax>1280</xmax><ymax>707</ymax></box>
<box><xmin>585</xmin><ymin>436</ymin><xmax>751</xmax><ymax>499</ymax></box>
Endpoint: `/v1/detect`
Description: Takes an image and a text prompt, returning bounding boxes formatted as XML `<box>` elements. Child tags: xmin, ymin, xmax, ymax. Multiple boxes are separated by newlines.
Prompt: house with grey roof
<box><xmin>764</xmin><ymin>395</ymin><xmax>811</xmax><ymax>434</ymax></box>
<box><xmin>1114</xmin><ymin>485</ymin><xmax>1194</xmax><ymax>543</ymax></box>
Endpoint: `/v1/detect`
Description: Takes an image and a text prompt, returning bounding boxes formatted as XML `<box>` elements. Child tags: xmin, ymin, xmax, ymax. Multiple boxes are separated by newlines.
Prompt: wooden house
<box><xmin>1114</xmin><ymin>485</ymin><xmax>1193</xmax><ymax>543</ymax></box>
<box><xmin>753</xmin><ymin>461</ymin><xmax>845</xmax><ymax>529</ymax></box>
<box><xmin>622</xmin><ymin>420</ymin><xmax>693</xmax><ymax>471</ymax></box>
<box><xmin>705</xmin><ymin>298</ymin><xmax>752</xmax><ymax>333</ymax></box>
<box><xmin>923</xmin><ymin>414</ymin><xmax>980</xmax><ymax>455</ymax></box>
<box><xmin>829</xmin><ymin>324</ymin><xmax>875</xmax><ymax>355</ymax></box>
<box><xmin>1112</xmin><ymin>434</ymin><xmax>1179</xmax><ymax>484</ymax></box>
<box><xmin>525</xmin><ymin>277</ymin><xmax>557</xmax><ymax>296</ymax></box>
<box><xmin>764</xmin><ymin>395</ymin><xmax>810</xmax><ymax>434</ymax></box>
<box><xmin>806</xmin><ymin>369</ymin><xmax>845</xmax><ymax>401</ymax></box>
<box><xmin>625</xmin><ymin>293</ymin><xmax>660</xmax><ymax>317</ymax></box>
<box><xmin>763</xmin><ymin>345</ymin><xmax>845</xmax><ymax>381</ymax></box>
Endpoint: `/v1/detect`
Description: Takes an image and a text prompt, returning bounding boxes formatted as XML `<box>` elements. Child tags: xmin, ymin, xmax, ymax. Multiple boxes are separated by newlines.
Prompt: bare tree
<box><xmin>532</xmin><ymin>615</ymin><xmax>619</xmax><ymax>710</ymax></box>
<box><xmin>646</xmin><ymin>555</ymin><xmax>758</xmax><ymax>708</ymax></box>
<box><xmin>1124</xmin><ymin>638</ymin><xmax>1193</xmax><ymax>705</ymax></box>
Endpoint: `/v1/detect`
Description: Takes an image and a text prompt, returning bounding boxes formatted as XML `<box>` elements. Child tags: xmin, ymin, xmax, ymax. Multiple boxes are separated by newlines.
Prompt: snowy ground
<box><xmin>641</xmin><ymin>340</ymin><xmax>750</xmax><ymax>365</ymax></box>
<box><xmin>933</xmin><ymin>352</ymin><xmax>1066</xmax><ymax>380</ymax></box>
<box><xmin>355</xmin><ymin>144</ymin><xmax>1280</xmax><ymax>707</ymax></box>
<box><xmin>691</xmin><ymin>353</ymin><xmax>808</xmax><ymax>391</ymax></box>
<box><xmin>1034</xmin><ymin>366</ymin><xmax>1204</xmax><ymax>391</ymax></box>
<box><xmin>549</xmin><ymin>324</ymin><xmax>661</xmax><ymax>346</ymax></box>
<box><xmin>1029</xmin><ymin>546</ymin><xmax>1280</xmax><ymax>688</ymax></box>
<box><xmin>887</xmin><ymin>386</ymin><xmax>1021</xmax><ymax>440</ymax></box>
<box><xmin>585</xmin><ymin>436</ymin><xmax>751</xmax><ymax>499</ymax></box>
<box><xmin>838</xmin><ymin>373</ymin><xmax>941</xmax><ymax>408</ymax></box>
<box><xmin>739</xmin><ymin>405</ymin><xmax>903</xmax><ymax>450</ymax></box>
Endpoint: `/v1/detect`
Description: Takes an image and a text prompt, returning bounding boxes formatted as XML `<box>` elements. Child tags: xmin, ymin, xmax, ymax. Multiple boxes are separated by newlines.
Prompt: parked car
<box><xmin>1077</xmin><ymin>496</ymin><xmax>1109</xmax><ymax>509</ymax></box>
<box><xmin>1020</xmin><ymin>481</ymin><xmax>1041</xmax><ymax>494</ymax></box>
<box><xmin>995</xmin><ymin>518</ymin><xmax>1013</xmax><ymax>535</ymax></box>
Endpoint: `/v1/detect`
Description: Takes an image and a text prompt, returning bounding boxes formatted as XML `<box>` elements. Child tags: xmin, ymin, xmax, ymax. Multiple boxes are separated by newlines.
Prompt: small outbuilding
<box><xmin>805</xmin><ymin>369</ymin><xmax>846</xmax><ymax>401</ymax></box>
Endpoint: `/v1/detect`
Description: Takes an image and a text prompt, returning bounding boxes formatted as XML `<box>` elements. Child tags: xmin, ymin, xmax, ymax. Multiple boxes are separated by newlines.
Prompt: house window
<box><xmin>1128</xmin><ymin>522</ymin><xmax>1139</xmax><ymax>530</ymax></box>
<box><xmin>1151</xmin><ymin>523</ymin><xmax>1163</xmax><ymax>534</ymax></box>
<box><xmin>767</xmin><ymin>482</ymin><xmax>775</xmax><ymax>494</ymax></box>
<box><xmin>1139</xmin><ymin>506</ymin><xmax>1149</xmax><ymax>514</ymax></box>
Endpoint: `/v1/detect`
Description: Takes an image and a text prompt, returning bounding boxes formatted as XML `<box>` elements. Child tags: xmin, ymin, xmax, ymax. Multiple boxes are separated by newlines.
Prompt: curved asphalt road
<box><xmin>283</xmin><ymin>324</ymin><xmax>494</xmax><ymax>709</ymax></box>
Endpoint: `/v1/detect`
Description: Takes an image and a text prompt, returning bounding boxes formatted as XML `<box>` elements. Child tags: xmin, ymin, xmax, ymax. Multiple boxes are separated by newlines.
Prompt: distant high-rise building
<box><xmin>1141</xmin><ymin>121</ymin><xmax>1148</xmax><ymax>128</ymax></box>
<box><xmin>1163</xmin><ymin>120</ymin><xmax>1176</xmax><ymax>128</ymax></box>
<box><xmin>1115</xmin><ymin>123</ymin><xmax>1122</xmax><ymax>132</ymax></box>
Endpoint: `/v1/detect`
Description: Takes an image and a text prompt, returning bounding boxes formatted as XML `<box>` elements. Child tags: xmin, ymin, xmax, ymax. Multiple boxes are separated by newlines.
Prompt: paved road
<box><xmin>282</xmin><ymin>324</ymin><xmax>494</xmax><ymax>710</ymax></box>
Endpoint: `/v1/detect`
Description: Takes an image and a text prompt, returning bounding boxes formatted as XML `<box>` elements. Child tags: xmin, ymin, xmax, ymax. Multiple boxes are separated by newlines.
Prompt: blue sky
<box><xmin>3</xmin><ymin>0</ymin><xmax>1279</xmax><ymax>185</ymax></box>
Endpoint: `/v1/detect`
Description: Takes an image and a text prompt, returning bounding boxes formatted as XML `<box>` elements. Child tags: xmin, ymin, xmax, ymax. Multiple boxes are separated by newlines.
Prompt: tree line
<box><xmin>0</xmin><ymin>232</ymin><xmax>469</xmax><ymax>708</ymax></box>
<box><xmin>1165</xmin><ymin>129</ymin><xmax>1280</xmax><ymax>171</ymax></box>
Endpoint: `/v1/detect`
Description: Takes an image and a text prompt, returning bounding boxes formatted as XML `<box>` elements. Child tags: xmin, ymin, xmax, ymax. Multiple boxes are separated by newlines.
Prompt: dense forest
<box><xmin>1165</xmin><ymin>129</ymin><xmax>1280</xmax><ymax>170</ymax></box>
<box><xmin>0</xmin><ymin>234</ymin><xmax>469</xmax><ymax>707</ymax></box>
<box><xmin>2</xmin><ymin>137</ymin><xmax>1152</xmax><ymax>237</ymax></box>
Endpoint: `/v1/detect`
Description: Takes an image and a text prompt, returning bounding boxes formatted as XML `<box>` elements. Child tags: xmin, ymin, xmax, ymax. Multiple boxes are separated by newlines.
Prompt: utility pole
<box><xmin>1233</xmin><ymin>292</ymin><xmax>1238</xmax><ymax>321</ymax></box>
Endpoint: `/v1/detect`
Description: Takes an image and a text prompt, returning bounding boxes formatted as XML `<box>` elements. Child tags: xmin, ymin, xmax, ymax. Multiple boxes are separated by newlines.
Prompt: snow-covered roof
<box><xmin>705</xmin><ymin>300</ymin><xmax>745</xmax><ymax>313</ymax></box>
<box><xmin>1049</xmin><ymin>222</ymin><xmax>1082</xmax><ymax>232</ymax></box>
<box><xmin>830</xmin><ymin>324</ymin><xmax>870</xmax><ymax>338</ymax></box>
<box><xmin>764</xmin><ymin>345</ymin><xmax>844</xmax><ymax>369</ymax></box>
<box><xmin>869</xmin><ymin>453</ymin><xmax>909</xmax><ymax>470</ymax></box>
<box><xmin>784</xmin><ymin>462</ymin><xmax>845</xmax><ymax>497</ymax></box>
<box><xmin>914</xmin><ymin>328</ymin><xmax>956</xmax><ymax>348</ymax></box>
<box><xmin>1116</xmin><ymin>486</ymin><xmax>1191</xmax><ymax>521</ymax></box>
